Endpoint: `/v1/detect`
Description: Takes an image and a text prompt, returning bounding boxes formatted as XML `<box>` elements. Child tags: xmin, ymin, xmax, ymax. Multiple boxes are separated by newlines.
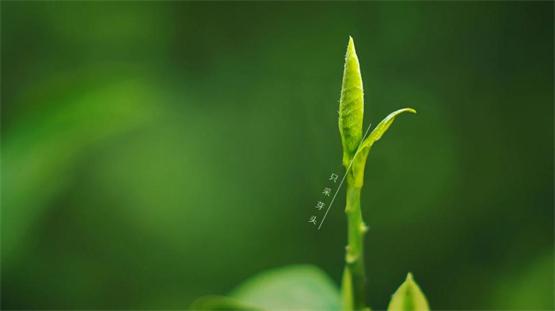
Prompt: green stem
<box><xmin>344</xmin><ymin>176</ymin><xmax>368</xmax><ymax>311</ymax></box>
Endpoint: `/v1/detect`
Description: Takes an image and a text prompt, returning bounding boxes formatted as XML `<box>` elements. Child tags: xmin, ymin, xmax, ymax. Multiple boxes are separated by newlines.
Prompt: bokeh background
<box><xmin>1</xmin><ymin>1</ymin><xmax>553</xmax><ymax>309</ymax></box>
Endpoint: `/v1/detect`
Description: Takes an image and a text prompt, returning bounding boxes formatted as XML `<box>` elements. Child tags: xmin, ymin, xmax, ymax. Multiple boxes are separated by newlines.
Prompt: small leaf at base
<box><xmin>387</xmin><ymin>273</ymin><xmax>430</xmax><ymax>311</ymax></box>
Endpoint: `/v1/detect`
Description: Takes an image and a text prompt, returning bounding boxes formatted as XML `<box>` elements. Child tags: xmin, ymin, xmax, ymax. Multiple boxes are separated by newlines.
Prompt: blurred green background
<box><xmin>1</xmin><ymin>1</ymin><xmax>553</xmax><ymax>309</ymax></box>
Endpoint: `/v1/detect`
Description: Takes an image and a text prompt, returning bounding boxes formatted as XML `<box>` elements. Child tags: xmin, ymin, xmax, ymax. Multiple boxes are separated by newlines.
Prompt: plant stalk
<box><xmin>344</xmin><ymin>174</ymin><xmax>368</xmax><ymax>311</ymax></box>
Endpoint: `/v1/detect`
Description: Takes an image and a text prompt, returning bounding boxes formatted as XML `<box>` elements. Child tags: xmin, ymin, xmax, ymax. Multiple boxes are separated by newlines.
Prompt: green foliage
<box><xmin>3</xmin><ymin>3</ymin><xmax>552</xmax><ymax>309</ymax></box>
<box><xmin>193</xmin><ymin>265</ymin><xmax>340</xmax><ymax>310</ymax></box>
<box><xmin>387</xmin><ymin>273</ymin><xmax>430</xmax><ymax>311</ymax></box>
<box><xmin>339</xmin><ymin>37</ymin><xmax>419</xmax><ymax>311</ymax></box>
<box><xmin>194</xmin><ymin>36</ymin><xmax>425</xmax><ymax>311</ymax></box>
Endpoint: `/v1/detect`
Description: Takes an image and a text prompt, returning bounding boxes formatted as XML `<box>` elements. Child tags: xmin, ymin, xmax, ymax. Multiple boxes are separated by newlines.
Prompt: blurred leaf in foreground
<box><xmin>193</xmin><ymin>265</ymin><xmax>340</xmax><ymax>311</ymax></box>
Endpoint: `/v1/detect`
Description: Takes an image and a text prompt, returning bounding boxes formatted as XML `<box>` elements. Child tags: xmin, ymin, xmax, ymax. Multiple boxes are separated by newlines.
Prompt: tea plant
<box><xmin>193</xmin><ymin>37</ymin><xmax>429</xmax><ymax>311</ymax></box>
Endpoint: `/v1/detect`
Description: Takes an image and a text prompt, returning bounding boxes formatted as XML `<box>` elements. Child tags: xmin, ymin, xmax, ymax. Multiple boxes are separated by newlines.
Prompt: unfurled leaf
<box><xmin>362</xmin><ymin>108</ymin><xmax>416</xmax><ymax>148</ymax></box>
<box><xmin>230</xmin><ymin>265</ymin><xmax>341</xmax><ymax>311</ymax></box>
<box><xmin>350</xmin><ymin>108</ymin><xmax>416</xmax><ymax>187</ymax></box>
<box><xmin>387</xmin><ymin>273</ymin><xmax>430</xmax><ymax>311</ymax></box>
<box><xmin>339</xmin><ymin>36</ymin><xmax>364</xmax><ymax>167</ymax></box>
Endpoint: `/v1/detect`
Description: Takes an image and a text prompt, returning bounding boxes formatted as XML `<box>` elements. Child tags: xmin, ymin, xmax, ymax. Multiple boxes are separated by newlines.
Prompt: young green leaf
<box><xmin>339</xmin><ymin>36</ymin><xmax>364</xmax><ymax>167</ymax></box>
<box><xmin>387</xmin><ymin>273</ymin><xmax>430</xmax><ymax>311</ymax></box>
<box><xmin>364</xmin><ymin>108</ymin><xmax>416</xmax><ymax>146</ymax></box>
<box><xmin>350</xmin><ymin>108</ymin><xmax>416</xmax><ymax>187</ymax></box>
